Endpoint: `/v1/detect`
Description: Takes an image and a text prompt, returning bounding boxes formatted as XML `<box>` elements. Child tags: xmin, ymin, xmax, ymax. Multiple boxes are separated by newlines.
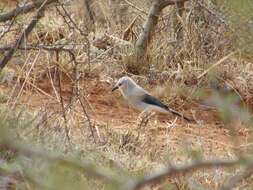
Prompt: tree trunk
<box><xmin>83</xmin><ymin>0</ymin><xmax>95</xmax><ymax>31</ymax></box>
<box><xmin>135</xmin><ymin>0</ymin><xmax>189</xmax><ymax>60</ymax></box>
<box><xmin>174</xmin><ymin>2</ymin><xmax>185</xmax><ymax>43</ymax></box>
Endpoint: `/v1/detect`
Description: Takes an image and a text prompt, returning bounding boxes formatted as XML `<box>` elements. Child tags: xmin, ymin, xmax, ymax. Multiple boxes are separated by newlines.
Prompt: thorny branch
<box><xmin>55</xmin><ymin>1</ymin><xmax>95</xmax><ymax>141</ymax></box>
<box><xmin>56</xmin><ymin>0</ymin><xmax>88</xmax><ymax>36</ymax></box>
<box><xmin>0</xmin><ymin>0</ymin><xmax>50</xmax><ymax>70</ymax></box>
<box><xmin>56</xmin><ymin>0</ymin><xmax>91</xmax><ymax>69</ymax></box>
<box><xmin>72</xmin><ymin>59</ymin><xmax>96</xmax><ymax>142</ymax></box>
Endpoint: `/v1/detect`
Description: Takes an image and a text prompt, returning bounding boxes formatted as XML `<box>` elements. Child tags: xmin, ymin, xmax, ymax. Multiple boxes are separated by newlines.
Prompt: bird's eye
<box><xmin>119</xmin><ymin>82</ymin><xmax>123</xmax><ymax>86</ymax></box>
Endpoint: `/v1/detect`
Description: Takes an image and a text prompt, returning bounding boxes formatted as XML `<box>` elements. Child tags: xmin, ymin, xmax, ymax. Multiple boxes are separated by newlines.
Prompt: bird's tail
<box><xmin>167</xmin><ymin>108</ymin><xmax>192</xmax><ymax>122</ymax></box>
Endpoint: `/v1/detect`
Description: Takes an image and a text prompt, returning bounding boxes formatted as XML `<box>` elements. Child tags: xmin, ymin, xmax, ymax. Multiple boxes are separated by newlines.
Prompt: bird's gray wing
<box><xmin>142</xmin><ymin>94</ymin><xmax>169</xmax><ymax>110</ymax></box>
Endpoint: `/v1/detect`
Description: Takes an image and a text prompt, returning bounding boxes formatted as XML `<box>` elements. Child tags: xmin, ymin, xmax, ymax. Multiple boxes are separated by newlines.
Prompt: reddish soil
<box><xmin>2</xmin><ymin>76</ymin><xmax>252</xmax><ymax>157</ymax></box>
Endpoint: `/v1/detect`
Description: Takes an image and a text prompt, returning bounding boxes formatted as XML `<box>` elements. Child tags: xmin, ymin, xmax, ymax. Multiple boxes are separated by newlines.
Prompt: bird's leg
<box><xmin>136</xmin><ymin>109</ymin><xmax>148</xmax><ymax>127</ymax></box>
<box><xmin>137</xmin><ymin>109</ymin><xmax>153</xmax><ymax>128</ymax></box>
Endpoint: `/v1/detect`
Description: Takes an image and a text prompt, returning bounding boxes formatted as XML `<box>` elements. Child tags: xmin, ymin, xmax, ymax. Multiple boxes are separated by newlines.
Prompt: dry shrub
<box><xmin>122</xmin><ymin>55</ymin><xmax>150</xmax><ymax>75</ymax></box>
<box><xmin>218</xmin><ymin>0</ymin><xmax>253</xmax><ymax>61</ymax></box>
<box><xmin>1</xmin><ymin>0</ymin><xmax>253</xmax><ymax>189</ymax></box>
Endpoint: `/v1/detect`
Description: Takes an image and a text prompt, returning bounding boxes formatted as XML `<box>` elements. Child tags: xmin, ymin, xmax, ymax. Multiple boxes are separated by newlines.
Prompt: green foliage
<box><xmin>222</xmin><ymin>0</ymin><xmax>253</xmax><ymax>60</ymax></box>
<box><xmin>208</xmin><ymin>92</ymin><xmax>252</xmax><ymax>125</ymax></box>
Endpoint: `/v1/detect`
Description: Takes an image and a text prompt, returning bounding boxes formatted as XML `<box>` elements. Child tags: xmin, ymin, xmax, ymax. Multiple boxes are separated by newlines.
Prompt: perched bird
<box><xmin>112</xmin><ymin>76</ymin><xmax>191</xmax><ymax>122</ymax></box>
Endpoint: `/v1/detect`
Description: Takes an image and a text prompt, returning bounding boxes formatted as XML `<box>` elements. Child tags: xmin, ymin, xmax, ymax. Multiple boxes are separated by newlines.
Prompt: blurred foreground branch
<box><xmin>123</xmin><ymin>159</ymin><xmax>242</xmax><ymax>190</ymax></box>
<box><xmin>222</xmin><ymin>162</ymin><xmax>253</xmax><ymax>190</ymax></box>
<box><xmin>1</xmin><ymin>129</ymin><xmax>253</xmax><ymax>190</ymax></box>
<box><xmin>0</xmin><ymin>139</ymin><xmax>121</xmax><ymax>185</ymax></box>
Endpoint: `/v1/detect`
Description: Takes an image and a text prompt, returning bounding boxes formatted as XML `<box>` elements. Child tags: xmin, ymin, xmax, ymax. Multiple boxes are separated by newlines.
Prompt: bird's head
<box><xmin>112</xmin><ymin>76</ymin><xmax>133</xmax><ymax>92</ymax></box>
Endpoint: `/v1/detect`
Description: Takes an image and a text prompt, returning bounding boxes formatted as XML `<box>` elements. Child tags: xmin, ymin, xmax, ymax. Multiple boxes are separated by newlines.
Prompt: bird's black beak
<box><xmin>112</xmin><ymin>85</ymin><xmax>119</xmax><ymax>92</ymax></box>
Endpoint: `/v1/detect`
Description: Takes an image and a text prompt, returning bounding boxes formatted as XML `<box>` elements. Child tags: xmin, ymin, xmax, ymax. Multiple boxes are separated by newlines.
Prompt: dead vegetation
<box><xmin>0</xmin><ymin>0</ymin><xmax>253</xmax><ymax>189</ymax></box>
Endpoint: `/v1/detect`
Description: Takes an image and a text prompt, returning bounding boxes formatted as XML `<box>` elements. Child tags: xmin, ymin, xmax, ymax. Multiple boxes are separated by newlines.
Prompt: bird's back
<box><xmin>123</xmin><ymin>84</ymin><xmax>148</xmax><ymax>110</ymax></box>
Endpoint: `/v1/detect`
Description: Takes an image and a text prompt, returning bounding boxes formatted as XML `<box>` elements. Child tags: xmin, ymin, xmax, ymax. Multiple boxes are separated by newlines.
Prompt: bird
<box><xmin>112</xmin><ymin>76</ymin><xmax>192</xmax><ymax>122</ymax></box>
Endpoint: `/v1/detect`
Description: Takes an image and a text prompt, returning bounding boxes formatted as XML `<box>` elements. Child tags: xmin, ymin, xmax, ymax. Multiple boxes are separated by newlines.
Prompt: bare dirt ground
<box><xmin>3</xmin><ymin>75</ymin><xmax>251</xmax><ymax>158</ymax></box>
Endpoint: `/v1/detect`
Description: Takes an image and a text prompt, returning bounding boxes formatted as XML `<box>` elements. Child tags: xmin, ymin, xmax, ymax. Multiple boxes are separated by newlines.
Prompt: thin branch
<box><xmin>123</xmin><ymin>0</ymin><xmax>148</xmax><ymax>15</ymax></box>
<box><xmin>122</xmin><ymin>15</ymin><xmax>139</xmax><ymax>41</ymax></box>
<box><xmin>0</xmin><ymin>43</ymin><xmax>73</xmax><ymax>52</ymax></box>
<box><xmin>197</xmin><ymin>52</ymin><xmax>236</xmax><ymax>79</ymax></box>
<box><xmin>0</xmin><ymin>0</ymin><xmax>57</xmax><ymax>22</ymax></box>
<box><xmin>55</xmin><ymin>1</ymin><xmax>91</xmax><ymax>69</ymax></box>
<box><xmin>122</xmin><ymin>159</ymin><xmax>241</xmax><ymax>190</ymax></box>
<box><xmin>56</xmin><ymin>51</ymin><xmax>72</xmax><ymax>146</ymax></box>
<box><xmin>0</xmin><ymin>44</ymin><xmax>78</xmax><ymax>64</ymax></box>
<box><xmin>78</xmin><ymin>91</ymin><xmax>96</xmax><ymax>142</ymax></box>
<box><xmin>56</xmin><ymin>1</ymin><xmax>88</xmax><ymax>36</ymax></box>
<box><xmin>0</xmin><ymin>18</ymin><xmax>16</xmax><ymax>41</ymax></box>
<box><xmin>0</xmin><ymin>0</ymin><xmax>49</xmax><ymax>70</ymax></box>
<box><xmin>54</xmin><ymin>2</ymin><xmax>94</xmax><ymax>140</ymax></box>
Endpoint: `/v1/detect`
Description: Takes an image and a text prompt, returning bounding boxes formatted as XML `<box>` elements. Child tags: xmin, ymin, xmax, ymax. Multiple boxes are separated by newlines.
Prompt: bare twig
<box><xmin>0</xmin><ymin>18</ymin><xmax>16</xmax><ymax>41</ymax></box>
<box><xmin>197</xmin><ymin>52</ymin><xmax>236</xmax><ymax>79</ymax></box>
<box><xmin>77</xmin><ymin>91</ymin><xmax>96</xmax><ymax>142</ymax></box>
<box><xmin>123</xmin><ymin>0</ymin><xmax>148</xmax><ymax>15</ymax></box>
<box><xmin>122</xmin><ymin>159</ymin><xmax>241</xmax><ymax>190</ymax></box>
<box><xmin>54</xmin><ymin>1</ymin><xmax>94</xmax><ymax>140</ymax></box>
<box><xmin>0</xmin><ymin>0</ymin><xmax>49</xmax><ymax>70</ymax></box>
<box><xmin>56</xmin><ymin>1</ymin><xmax>91</xmax><ymax>70</ymax></box>
<box><xmin>122</xmin><ymin>15</ymin><xmax>139</xmax><ymax>41</ymax></box>
<box><xmin>11</xmin><ymin>51</ymin><xmax>41</xmax><ymax>109</ymax></box>
<box><xmin>71</xmin><ymin>59</ymin><xmax>96</xmax><ymax>142</ymax></box>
